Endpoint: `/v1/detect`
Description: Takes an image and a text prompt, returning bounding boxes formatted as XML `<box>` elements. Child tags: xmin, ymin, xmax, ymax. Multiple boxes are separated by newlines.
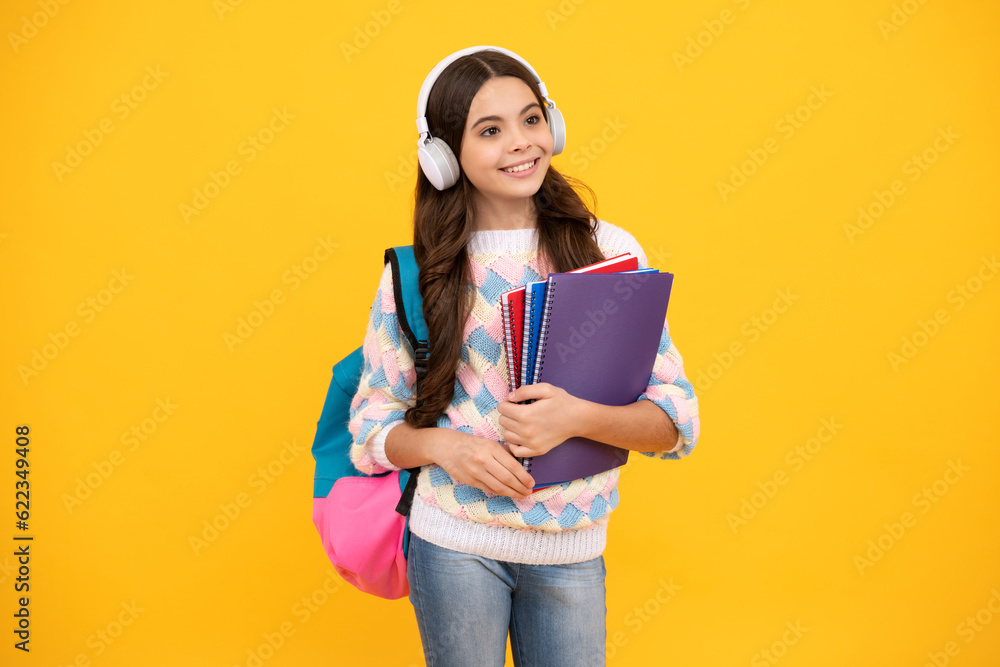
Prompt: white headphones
<box><xmin>415</xmin><ymin>45</ymin><xmax>567</xmax><ymax>191</ymax></box>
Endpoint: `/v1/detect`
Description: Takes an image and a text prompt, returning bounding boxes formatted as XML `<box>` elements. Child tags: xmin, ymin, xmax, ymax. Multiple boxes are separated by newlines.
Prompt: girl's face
<box><xmin>458</xmin><ymin>76</ymin><xmax>553</xmax><ymax>210</ymax></box>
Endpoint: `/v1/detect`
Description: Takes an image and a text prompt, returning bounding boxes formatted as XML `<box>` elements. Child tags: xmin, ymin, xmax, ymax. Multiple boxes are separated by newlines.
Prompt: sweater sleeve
<box><xmin>636</xmin><ymin>314</ymin><xmax>701</xmax><ymax>459</ymax></box>
<box><xmin>594</xmin><ymin>220</ymin><xmax>701</xmax><ymax>459</ymax></box>
<box><xmin>347</xmin><ymin>264</ymin><xmax>417</xmax><ymax>474</ymax></box>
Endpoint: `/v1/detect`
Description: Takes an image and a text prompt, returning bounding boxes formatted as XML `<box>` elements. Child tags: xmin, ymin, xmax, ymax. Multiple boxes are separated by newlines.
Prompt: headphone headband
<box><xmin>415</xmin><ymin>45</ymin><xmax>548</xmax><ymax>136</ymax></box>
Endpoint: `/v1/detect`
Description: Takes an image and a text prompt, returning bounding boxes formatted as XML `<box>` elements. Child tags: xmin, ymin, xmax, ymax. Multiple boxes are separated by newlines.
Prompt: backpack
<box><xmin>310</xmin><ymin>246</ymin><xmax>427</xmax><ymax>600</ymax></box>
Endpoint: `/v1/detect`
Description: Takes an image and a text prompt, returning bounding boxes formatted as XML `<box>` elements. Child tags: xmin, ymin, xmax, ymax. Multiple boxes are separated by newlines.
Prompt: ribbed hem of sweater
<box><xmin>409</xmin><ymin>493</ymin><xmax>608</xmax><ymax>565</ymax></box>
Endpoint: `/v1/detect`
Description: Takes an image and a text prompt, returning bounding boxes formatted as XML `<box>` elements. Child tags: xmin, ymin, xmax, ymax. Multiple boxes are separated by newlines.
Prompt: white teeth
<box><xmin>502</xmin><ymin>159</ymin><xmax>536</xmax><ymax>173</ymax></box>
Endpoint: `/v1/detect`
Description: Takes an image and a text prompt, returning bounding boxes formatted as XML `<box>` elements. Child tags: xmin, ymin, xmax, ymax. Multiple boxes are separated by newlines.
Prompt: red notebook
<box><xmin>500</xmin><ymin>286</ymin><xmax>526</xmax><ymax>393</ymax></box>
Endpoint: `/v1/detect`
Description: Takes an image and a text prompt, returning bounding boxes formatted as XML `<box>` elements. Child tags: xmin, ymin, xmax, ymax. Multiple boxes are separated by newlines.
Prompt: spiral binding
<box><xmin>503</xmin><ymin>301</ymin><xmax>520</xmax><ymax>372</ymax></box>
<box><xmin>519</xmin><ymin>288</ymin><xmax>536</xmax><ymax>388</ymax></box>
<box><xmin>530</xmin><ymin>278</ymin><xmax>559</xmax><ymax>386</ymax></box>
<box><xmin>510</xmin><ymin>320</ymin><xmax>520</xmax><ymax>361</ymax></box>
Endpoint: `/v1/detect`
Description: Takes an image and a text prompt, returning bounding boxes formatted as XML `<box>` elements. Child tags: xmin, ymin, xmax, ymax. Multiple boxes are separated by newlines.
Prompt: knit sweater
<box><xmin>348</xmin><ymin>219</ymin><xmax>700</xmax><ymax>564</ymax></box>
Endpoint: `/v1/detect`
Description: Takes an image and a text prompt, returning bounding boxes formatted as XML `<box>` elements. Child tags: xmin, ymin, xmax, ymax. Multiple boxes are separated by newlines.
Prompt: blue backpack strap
<box><xmin>383</xmin><ymin>246</ymin><xmax>425</xmax><ymax>526</ymax></box>
<box><xmin>385</xmin><ymin>246</ymin><xmax>428</xmax><ymax>379</ymax></box>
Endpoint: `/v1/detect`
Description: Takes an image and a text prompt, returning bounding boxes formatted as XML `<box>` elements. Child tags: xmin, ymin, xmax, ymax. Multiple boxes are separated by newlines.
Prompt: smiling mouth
<box><xmin>500</xmin><ymin>158</ymin><xmax>538</xmax><ymax>173</ymax></box>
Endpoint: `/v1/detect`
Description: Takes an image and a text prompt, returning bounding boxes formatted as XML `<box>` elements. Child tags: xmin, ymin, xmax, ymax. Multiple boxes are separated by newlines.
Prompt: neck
<box><xmin>470</xmin><ymin>193</ymin><xmax>538</xmax><ymax>232</ymax></box>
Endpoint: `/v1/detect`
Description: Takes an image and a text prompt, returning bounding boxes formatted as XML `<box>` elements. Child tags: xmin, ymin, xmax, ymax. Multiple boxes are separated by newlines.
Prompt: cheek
<box><xmin>537</xmin><ymin>126</ymin><xmax>554</xmax><ymax>153</ymax></box>
<box><xmin>462</xmin><ymin>145</ymin><xmax>499</xmax><ymax>173</ymax></box>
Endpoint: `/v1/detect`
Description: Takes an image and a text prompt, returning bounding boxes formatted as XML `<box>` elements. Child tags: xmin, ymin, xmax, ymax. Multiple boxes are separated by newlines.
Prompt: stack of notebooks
<box><xmin>499</xmin><ymin>253</ymin><xmax>674</xmax><ymax>487</ymax></box>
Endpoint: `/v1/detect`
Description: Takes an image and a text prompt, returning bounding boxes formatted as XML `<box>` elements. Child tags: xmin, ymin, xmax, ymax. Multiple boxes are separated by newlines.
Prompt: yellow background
<box><xmin>2</xmin><ymin>0</ymin><xmax>999</xmax><ymax>665</ymax></box>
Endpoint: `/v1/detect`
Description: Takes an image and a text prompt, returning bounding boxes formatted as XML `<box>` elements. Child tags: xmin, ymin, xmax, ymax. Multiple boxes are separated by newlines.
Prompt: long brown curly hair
<box><xmin>406</xmin><ymin>49</ymin><xmax>606</xmax><ymax>428</ymax></box>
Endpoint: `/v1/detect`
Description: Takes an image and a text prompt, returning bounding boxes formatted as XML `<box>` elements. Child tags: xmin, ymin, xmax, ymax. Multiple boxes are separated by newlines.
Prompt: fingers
<box><xmin>496</xmin><ymin>414</ymin><xmax>521</xmax><ymax>444</ymax></box>
<box><xmin>506</xmin><ymin>382</ymin><xmax>552</xmax><ymax>403</ymax></box>
<box><xmin>437</xmin><ymin>435</ymin><xmax>535</xmax><ymax>499</ymax></box>
<box><xmin>478</xmin><ymin>455</ymin><xmax>534</xmax><ymax>499</ymax></box>
<box><xmin>506</xmin><ymin>442</ymin><xmax>531</xmax><ymax>459</ymax></box>
<box><xmin>495</xmin><ymin>450</ymin><xmax>535</xmax><ymax>493</ymax></box>
<box><xmin>498</xmin><ymin>413</ymin><xmax>546</xmax><ymax>456</ymax></box>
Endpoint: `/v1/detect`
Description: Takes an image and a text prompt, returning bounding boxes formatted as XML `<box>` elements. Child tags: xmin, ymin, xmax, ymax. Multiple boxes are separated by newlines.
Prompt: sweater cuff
<box><xmin>666</xmin><ymin>431</ymin><xmax>685</xmax><ymax>454</ymax></box>
<box><xmin>370</xmin><ymin>420</ymin><xmax>404</xmax><ymax>471</ymax></box>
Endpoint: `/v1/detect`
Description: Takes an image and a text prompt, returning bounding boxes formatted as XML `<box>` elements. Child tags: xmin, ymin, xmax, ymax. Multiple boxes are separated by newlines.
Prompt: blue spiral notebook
<box><xmin>519</xmin><ymin>280</ymin><xmax>548</xmax><ymax>388</ymax></box>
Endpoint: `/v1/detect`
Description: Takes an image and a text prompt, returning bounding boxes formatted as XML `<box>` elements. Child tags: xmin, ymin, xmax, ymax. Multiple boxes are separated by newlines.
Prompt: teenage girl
<box><xmin>348</xmin><ymin>46</ymin><xmax>700</xmax><ymax>667</ymax></box>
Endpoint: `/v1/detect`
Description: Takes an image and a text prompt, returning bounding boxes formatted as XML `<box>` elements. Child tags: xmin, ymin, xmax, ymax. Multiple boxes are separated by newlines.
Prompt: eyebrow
<box><xmin>470</xmin><ymin>102</ymin><xmax>542</xmax><ymax>130</ymax></box>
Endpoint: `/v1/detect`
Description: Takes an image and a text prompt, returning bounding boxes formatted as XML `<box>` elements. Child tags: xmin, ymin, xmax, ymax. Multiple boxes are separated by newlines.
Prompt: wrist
<box><xmin>570</xmin><ymin>395</ymin><xmax>599</xmax><ymax>441</ymax></box>
<box><xmin>424</xmin><ymin>428</ymin><xmax>448</xmax><ymax>466</ymax></box>
<box><xmin>401</xmin><ymin>424</ymin><xmax>459</xmax><ymax>468</ymax></box>
<box><xmin>386</xmin><ymin>422</ymin><xmax>434</xmax><ymax>469</ymax></box>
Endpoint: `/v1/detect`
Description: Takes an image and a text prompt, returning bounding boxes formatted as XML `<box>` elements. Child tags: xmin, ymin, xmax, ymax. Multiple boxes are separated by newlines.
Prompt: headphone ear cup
<box><xmin>417</xmin><ymin>137</ymin><xmax>461</xmax><ymax>190</ymax></box>
<box><xmin>546</xmin><ymin>106</ymin><xmax>566</xmax><ymax>155</ymax></box>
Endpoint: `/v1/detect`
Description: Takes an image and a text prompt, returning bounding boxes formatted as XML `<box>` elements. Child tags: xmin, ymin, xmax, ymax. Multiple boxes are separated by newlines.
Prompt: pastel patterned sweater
<box><xmin>348</xmin><ymin>220</ymin><xmax>700</xmax><ymax>564</ymax></box>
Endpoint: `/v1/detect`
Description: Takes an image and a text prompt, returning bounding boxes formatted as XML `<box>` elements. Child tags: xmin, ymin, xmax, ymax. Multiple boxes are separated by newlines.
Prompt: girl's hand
<box><xmin>432</xmin><ymin>430</ymin><xmax>535</xmax><ymax>500</ymax></box>
<box><xmin>497</xmin><ymin>383</ymin><xmax>585</xmax><ymax>459</ymax></box>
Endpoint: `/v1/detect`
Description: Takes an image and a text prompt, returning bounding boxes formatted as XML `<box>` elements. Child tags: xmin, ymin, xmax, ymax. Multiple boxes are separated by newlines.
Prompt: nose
<box><xmin>508</xmin><ymin>126</ymin><xmax>531</xmax><ymax>152</ymax></box>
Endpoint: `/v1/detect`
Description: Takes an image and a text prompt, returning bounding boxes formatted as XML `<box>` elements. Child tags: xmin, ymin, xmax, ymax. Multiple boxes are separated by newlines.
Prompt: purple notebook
<box><xmin>522</xmin><ymin>271</ymin><xmax>674</xmax><ymax>487</ymax></box>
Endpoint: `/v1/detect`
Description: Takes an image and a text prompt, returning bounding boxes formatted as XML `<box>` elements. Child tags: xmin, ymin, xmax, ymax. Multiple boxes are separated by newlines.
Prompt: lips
<box><xmin>500</xmin><ymin>158</ymin><xmax>538</xmax><ymax>173</ymax></box>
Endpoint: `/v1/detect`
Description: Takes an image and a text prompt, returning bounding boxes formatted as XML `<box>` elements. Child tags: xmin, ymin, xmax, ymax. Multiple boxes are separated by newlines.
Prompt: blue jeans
<box><xmin>406</xmin><ymin>534</ymin><xmax>607</xmax><ymax>667</ymax></box>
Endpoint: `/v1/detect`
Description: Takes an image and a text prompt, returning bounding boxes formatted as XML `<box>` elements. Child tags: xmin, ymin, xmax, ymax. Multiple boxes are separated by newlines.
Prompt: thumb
<box><xmin>510</xmin><ymin>383</ymin><xmax>547</xmax><ymax>403</ymax></box>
